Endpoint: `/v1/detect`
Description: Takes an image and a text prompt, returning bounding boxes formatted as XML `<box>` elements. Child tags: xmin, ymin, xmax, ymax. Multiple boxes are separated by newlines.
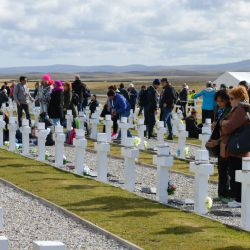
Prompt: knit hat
<box><xmin>52</xmin><ymin>80</ymin><xmax>64</xmax><ymax>91</ymax></box>
<box><xmin>42</xmin><ymin>74</ymin><xmax>51</xmax><ymax>81</ymax></box>
<box><xmin>153</xmin><ymin>79</ymin><xmax>160</xmax><ymax>85</ymax></box>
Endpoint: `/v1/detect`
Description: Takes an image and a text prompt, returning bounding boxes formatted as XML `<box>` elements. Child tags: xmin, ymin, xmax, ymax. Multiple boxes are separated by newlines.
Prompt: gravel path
<box><xmin>0</xmin><ymin>182</ymin><xmax>128</xmax><ymax>250</ymax></box>
<box><xmin>39</xmin><ymin>143</ymin><xmax>241</xmax><ymax>229</ymax></box>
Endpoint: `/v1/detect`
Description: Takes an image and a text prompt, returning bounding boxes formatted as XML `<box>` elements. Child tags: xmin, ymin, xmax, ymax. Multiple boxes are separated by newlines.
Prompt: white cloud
<box><xmin>0</xmin><ymin>0</ymin><xmax>250</xmax><ymax>67</ymax></box>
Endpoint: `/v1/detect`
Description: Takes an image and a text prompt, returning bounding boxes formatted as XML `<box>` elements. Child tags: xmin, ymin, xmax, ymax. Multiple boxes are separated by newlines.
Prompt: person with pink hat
<box><xmin>48</xmin><ymin>80</ymin><xmax>64</xmax><ymax>125</ymax></box>
<box><xmin>37</xmin><ymin>74</ymin><xmax>52</xmax><ymax>114</ymax></box>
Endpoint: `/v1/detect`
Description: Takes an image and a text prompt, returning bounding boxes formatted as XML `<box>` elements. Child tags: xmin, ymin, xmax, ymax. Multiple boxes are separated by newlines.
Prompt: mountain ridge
<box><xmin>1</xmin><ymin>60</ymin><xmax>250</xmax><ymax>74</ymax></box>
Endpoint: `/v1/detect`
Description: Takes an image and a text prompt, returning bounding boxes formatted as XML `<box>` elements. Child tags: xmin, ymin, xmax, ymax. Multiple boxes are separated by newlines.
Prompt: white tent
<box><xmin>214</xmin><ymin>72</ymin><xmax>250</xmax><ymax>87</ymax></box>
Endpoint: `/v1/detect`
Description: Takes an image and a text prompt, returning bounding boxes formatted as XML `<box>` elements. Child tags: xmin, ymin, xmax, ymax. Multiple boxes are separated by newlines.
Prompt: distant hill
<box><xmin>1</xmin><ymin>60</ymin><xmax>250</xmax><ymax>75</ymax></box>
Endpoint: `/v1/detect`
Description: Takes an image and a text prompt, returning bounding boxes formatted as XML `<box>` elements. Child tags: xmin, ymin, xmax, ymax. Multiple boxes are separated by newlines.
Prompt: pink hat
<box><xmin>42</xmin><ymin>74</ymin><xmax>51</xmax><ymax>81</ymax></box>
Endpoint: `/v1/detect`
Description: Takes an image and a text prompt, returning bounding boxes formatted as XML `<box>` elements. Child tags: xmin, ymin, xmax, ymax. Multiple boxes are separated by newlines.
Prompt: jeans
<box><xmin>161</xmin><ymin>107</ymin><xmax>173</xmax><ymax>137</ymax></box>
<box><xmin>17</xmin><ymin>103</ymin><xmax>31</xmax><ymax>127</ymax></box>
<box><xmin>77</xmin><ymin>101</ymin><xmax>83</xmax><ymax>113</ymax></box>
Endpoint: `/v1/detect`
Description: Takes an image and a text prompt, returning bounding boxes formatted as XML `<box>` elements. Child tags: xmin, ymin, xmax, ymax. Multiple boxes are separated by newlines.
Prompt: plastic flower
<box><xmin>133</xmin><ymin>137</ymin><xmax>141</xmax><ymax>147</ymax></box>
<box><xmin>83</xmin><ymin>165</ymin><xmax>91</xmax><ymax>175</ymax></box>
<box><xmin>63</xmin><ymin>155</ymin><xmax>67</xmax><ymax>165</ymax></box>
<box><xmin>30</xmin><ymin>148</ymin><xmax>38</xmax><ymax>154</ymax></box>
<box><xmin>205</xmin><ymin>196</ymin><xmax>213</xmax><ymax>210</ymax></box>
<box><xmin>144</xmin><ymin>141</ymin><xmax>148</xmax><ymax>149</ymax></box>
<box><xmin>167</xmin><ymin>180</ymin><xmax>176</xmax><ymax>195</ymax></box>
<box><xmin>4</xmin><ymin>141</ymin><xmax>9</xmax><ymax>147</ymax></box>
<box><xmin>184</xmin><ymin>147</ymin><xmax>190</xmax><ymax>157</ymax></box>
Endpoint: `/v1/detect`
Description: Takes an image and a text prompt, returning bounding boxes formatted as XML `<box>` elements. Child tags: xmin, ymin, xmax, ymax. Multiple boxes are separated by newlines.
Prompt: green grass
<box><xmin>0</xmin><ymin>149</ymin><xmax>250</xmax><ymax>250</ymax></box>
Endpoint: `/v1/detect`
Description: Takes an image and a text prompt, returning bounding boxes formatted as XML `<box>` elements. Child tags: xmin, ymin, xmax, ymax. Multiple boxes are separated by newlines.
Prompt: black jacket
<box><xmin>72</xmin><ymin>80</ymin><xmax>84</xmax><ymax>102</ymax></box>
<box><xmin>186</xmin><ymin>116</ymin><xmax>201</xmax><ymax>138</ymax></box>
<box><xmin>89</xmin><ymin>100</ymin><xmax>99</xmax><ymax>114</ymax></box>
<box><xmin>145</xmin><ymin>86</ymin><xmax>158</xmax><ymax>112</ymax></box>
<box><xmin>118</xmin><ymin>87</ymin><xmax>129</xmax><ymax>101</ymax></box>
<box><xmin>48</xmin><ymin>90</ymin><xmax>64</xmax><ymax>119</ymax></box>
<box><xmin>179</xmin><ymin>88</ymin><xmax>188</xmax><ymax>102</ymax></box>
<box><xmin>160</xmin><ymin>85</ymin><xmax>176</xmax><ymax>108</ymax></box>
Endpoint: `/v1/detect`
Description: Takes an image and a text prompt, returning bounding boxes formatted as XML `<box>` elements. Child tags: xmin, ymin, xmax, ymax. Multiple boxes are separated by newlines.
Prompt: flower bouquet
<box><xmin>167</xmin><ymin>180</ymin><xmax>176</xmax><ymax>195</ymax></box>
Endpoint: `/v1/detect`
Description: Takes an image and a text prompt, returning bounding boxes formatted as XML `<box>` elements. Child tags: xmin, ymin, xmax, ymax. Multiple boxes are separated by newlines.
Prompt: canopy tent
<box><xmin>214</xmin><ymin>72</ymin><xmax>250</xmax><ymax>87</ymax></box>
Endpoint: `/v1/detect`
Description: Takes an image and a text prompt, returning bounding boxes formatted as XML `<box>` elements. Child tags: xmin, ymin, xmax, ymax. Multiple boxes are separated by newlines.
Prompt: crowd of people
<box><xmin>1</xmin><ymin>75</ymin><xmax>250</xmax><ymax>209</ymax></box>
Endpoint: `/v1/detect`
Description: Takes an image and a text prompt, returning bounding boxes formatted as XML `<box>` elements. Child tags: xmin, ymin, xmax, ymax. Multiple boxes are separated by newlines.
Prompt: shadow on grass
<box><xmin>63</xmin><ymin>195</ymin><xmax>170</xmax><ymax>213</ymax></box>
<box><xmin>214</xmin><ymin>247</ymin><xmax>250</xmax><ymax>250</ymax></box>
<box><xmin>25</xmin><ymin>171</ymin><xmax>47</xmax><ymax>174</ymax></box>
<box><xmin>111</xmin><ymin>210</ymin><xmax>158</xmax><ymax>218</ymax></box>
<box><xmin>58</xmin><ymin>184</ymin><xmax>100</xmax><ymax>190</ymax></box>
<box><xmin>155</xmin><ymin>226</ymin><xmax>213</xmax><ymax>235</ymax></box>
<box><xmin>0</xmin><ymin>163</ymin><xmax>31</xmax><ymax>168</ymax></box>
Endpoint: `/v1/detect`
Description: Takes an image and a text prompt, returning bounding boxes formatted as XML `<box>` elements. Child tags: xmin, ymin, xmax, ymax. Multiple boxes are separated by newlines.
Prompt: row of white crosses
<box><xmin>0</xmin><ymin>207</ymin><xmax>65</xmax><ymax>250</ymax></box>
<box><xmin>4</xmin><ymin>113</ymin><xmax>250</xmax><ymax>233</ymax></box>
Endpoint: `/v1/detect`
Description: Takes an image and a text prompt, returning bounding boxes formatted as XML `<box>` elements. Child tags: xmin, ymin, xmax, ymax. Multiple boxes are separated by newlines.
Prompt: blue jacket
<box><xmin>194</xmin><ymin>87</ymin><xmax>216</xmax><ymax>111</ymax></box>
<box><xmin>112</xmin><ymin>93</ymin><xmax>131</xmax><ymax>117</ymax></box>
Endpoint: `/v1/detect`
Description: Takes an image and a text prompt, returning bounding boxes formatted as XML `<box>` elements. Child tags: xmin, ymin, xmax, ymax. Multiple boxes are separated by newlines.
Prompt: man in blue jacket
<box><xmin>107</xmin><ymin>89</ymin><xmax>131</xmax><ymax>139</ymax></box>
<box><xmin>194</xmin><ymin>82</ymin><xmax>216</xmax><ymax>123</ymax></box>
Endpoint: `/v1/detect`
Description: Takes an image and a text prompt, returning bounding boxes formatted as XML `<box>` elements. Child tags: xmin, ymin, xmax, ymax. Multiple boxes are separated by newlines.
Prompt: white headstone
<box><xmin>190</xmin><ymin>150</ymin><xmax>214</xmax><ymax>215</ymax></box>
<box><xmin>236</xmin><ymin>157</ymin><xmax>250</xmax><ymax>231</ymax></box>
<box><xmin>121</xmin><ymin>138</ymin><xmax>139</xmax><ymax>192</ymax></box>
<box><xmin>153</xmin><ymin>144</ymin><xmax>174</xmax><ymax>204</ymax></box>
<box><xmin>33</xmin><ymin>241</ymin><xmax>65</xmax><ymax>250</ymax></box>
<box><xmin>0</xmin><ymin>236</ymin><xmax>8</xmax><ymax>250</ymax></box>
<box><xmin>94</xmin><ymin>133</ymin><xmax>110</xmax><ymax>182</ymax></box>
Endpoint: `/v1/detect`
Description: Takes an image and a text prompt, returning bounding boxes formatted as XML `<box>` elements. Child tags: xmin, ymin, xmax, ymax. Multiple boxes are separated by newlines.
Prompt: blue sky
<box><xmin>0</xmin><ymin>0</ymin><xmax>249</xmax><ymax>67</ymax></box>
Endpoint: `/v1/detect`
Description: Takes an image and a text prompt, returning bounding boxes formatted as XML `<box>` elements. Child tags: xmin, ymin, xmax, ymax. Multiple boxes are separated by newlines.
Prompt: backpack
<box><xmin>139</xmin><ymin>89</ymin><xmax>148</xmax><ymax>107</ymax></box>
<box><xmin>172</xmin><ymin>87</ymin><xmax>178</xmax><ymax>104</ymax></box>
<box><xmin>72</xmin><ymin>92</ymin><xmax>79</xmax><ymax>106</ymax></box>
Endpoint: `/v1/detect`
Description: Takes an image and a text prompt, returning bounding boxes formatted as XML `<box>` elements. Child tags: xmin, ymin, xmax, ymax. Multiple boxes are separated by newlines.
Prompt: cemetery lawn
<box><xmin>0</xmin><ymin>149</ymin><xmax>249</xmax><ymax>250</ymax></box>
<box><xmin>86</xmin><ymin>139</ymin><xmax>218</xmax><ymax>182</ymax></box>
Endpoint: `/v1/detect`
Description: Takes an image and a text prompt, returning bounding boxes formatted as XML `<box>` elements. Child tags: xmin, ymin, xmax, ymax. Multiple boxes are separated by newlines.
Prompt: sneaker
<box><xmin>167</xmin><ymin>135</ymin><xmax>173</xmax><ymax>140</ymax></box>
<box><xmin>228</xmin><ymin>200</ymin><xmax>241</xmax><ymax>208</ymax></box>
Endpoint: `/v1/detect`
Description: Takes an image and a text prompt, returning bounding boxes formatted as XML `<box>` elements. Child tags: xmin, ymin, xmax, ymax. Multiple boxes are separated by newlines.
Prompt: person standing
<box><xmin>138</xmin><ymin>85</ymin><xmax>147</xmax><ymax>116</ymax></box>
<box><xmin>194</xmin><ymin>81</ymin><xmax>216</xmax><ymax>123</ymax></box>
<box><xmin>159</xmin><ymin>78</ymin><xmax>177</xmax><ymax>140</ymax></box>
<box><xmin>144</xmin><ymin>79</ymin><xmax>160</xmax><ymax>139</ymax></box>
<box><xmin>48</xmin><ymin>80</ymin><xmax>64</xmax><ymax>125</ymax></box>
<box><xmin>63</xmin><ymin>82</ymin><xmax>77</xmax><ymax>118</ymax></box>
<box><xmin>206</xmin><ymin>90</ymin><xmax>231</xmax><ymax>201</ymax></box>
<box><xmin>219</xmin><ymin>86</ymin><xmax>250</xmax><ymax>208</ymax></box>
<box><xmin>82</xmin><ymin>83</ymin><xmax>91</xmax><ymax>110</ymax></box>
<box><xmin>37</xmin><ymin>74</ymin><xmax>52</xmax><ymax>114</ymax></box>
<box><xmin>128</xmin><ymin>83</ymin><xmax>138</xmax><ymax>112</ymax></box>
<box><xmin>13</xmin><ymin>76</ymin><xmax>33</xmax><ymax>127</ymax></box>
<box><xmin>118</xmin><ymin>83</ymin><xmax>130</xmax><ymax>101</ymax></box>
<box><xmin>179</xmin><ymin>83</ymin><xmax>188</xmax><ymax>118</ymax></box>
<box><xmin>72</xmin><ymin>75</ymin><xmax>84</xmax><ymax>112</ymax></box>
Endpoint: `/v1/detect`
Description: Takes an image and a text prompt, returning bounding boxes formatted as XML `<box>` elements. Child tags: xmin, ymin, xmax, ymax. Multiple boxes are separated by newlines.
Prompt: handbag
<box><xmin>227</xmin><ymin>123</ymin><xmax>250</xmax><ymax>154</ymax></box>
<box><xmin>206</xmin><ymin>118</ymin><xmax>221</xmax><ymax>157</ymax></box>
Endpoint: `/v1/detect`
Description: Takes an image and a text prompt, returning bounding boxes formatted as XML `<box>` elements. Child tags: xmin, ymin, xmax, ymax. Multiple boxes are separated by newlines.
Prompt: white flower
<box><xmin>83</xmin><ymin>165</ymin><xmax>91</xmax><ymax>175</ymax></box>
<box><xmin>144</xmin><ymin>141</ymin><xmax>148</xmax><ymax>149</ymax></box>
<box><xmin>205</xmin><ymin>196</ymin><xmax>213</xmax><ymax>210</ymax></box>
<box><xmin>133</xmin><ymin>137</ymin><xmax>141</xmax><ymax>147</ymax></box>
